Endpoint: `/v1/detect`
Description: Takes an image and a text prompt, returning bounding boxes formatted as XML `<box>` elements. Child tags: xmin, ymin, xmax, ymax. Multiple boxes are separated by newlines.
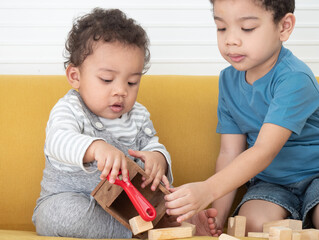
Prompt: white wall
<box><xmin>0</xmin><ymin>0</ymin><xmax>318</xmax><ymax>75</ymax></box>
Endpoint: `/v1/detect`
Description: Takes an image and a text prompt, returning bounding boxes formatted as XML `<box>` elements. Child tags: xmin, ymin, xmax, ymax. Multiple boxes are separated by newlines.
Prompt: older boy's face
<box><xmin>213</xmin><ymin>0</ymin><xmax>283</xmax><ymax>83</ymax></box>
<box><xmin>76</xmin><ymin>41</ymin><xmax>144</xmax><ymax>119</ymax></box>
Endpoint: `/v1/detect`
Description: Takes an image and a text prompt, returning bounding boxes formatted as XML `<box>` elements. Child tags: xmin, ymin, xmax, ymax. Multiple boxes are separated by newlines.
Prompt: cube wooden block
<box><xmin>269</xmin><ymin>226</ymin><xmax>292</xmax><ymax>240</ymax></box>
<box><xmin>263</xmin><ymin>220</ymin><xmax>302</xmax><ymax>233</ymax></box>
<box><xmin>129</xmin><ymin>215</ymin><xmax>153</xmax><ymax>235</ymax></box>
<box><xmin>227</xmin><ymin>216</ymin><xmax>246</xmax><ymax>237</ymax></box>
<box><xmin>91</xmin><ymin>157</ymin><xmax>170</xmax><ymax>238</ymax></box>
<box><xmin>148</xmin><ymin>225</ymin><xmax>195</xmax><ymax>240</ymax></box>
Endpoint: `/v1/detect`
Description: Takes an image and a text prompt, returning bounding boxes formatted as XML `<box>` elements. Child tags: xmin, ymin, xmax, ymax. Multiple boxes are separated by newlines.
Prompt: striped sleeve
<box><xmin>44</xmin><ymin>94</ymin><xmax>101</xmax><ymax>172</ymax></box>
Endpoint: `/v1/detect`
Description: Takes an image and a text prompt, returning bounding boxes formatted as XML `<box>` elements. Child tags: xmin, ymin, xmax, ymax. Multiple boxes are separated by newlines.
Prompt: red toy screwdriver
<box><xmin>107</xmin><ymin>171</ymin><xmax>156</xmax><ymax>222</ymax></box>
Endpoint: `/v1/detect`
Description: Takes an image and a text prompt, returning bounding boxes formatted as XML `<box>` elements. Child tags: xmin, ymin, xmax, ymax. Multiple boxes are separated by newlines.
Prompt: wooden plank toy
<box><xmin>263</xmin><ymin>220</ymin><xmax>302</xmax><ymax>233</ymax></box>
<box><xmin>269</xmin><ymin>226</ymin><xmax>292</xmax><ymax>240</ymax></box>
<box><xmin>129</xmin><ymin>215</ymin><xmax>153</xmax><ymax>235</ymax></box>
<box><xmin>247</xmin><ymin>232</ymin><xmax>269</xmax><ymax>238</ymax></box>
<box><xmin>219</xmin><ymin>233</ymin><xmax>240</xmax><ymax>240</ymax></box>
<box><xmin>148</xmin><ymin>224</ymin><xmax>195</xmax><ymax>240</ymax></box>
<box><xmin>227</xmin><ymin>216</ymin><xmax>246</xmax><ymax>237</ymax></box>
<box><xmin>181</xmin><ymin>222</ymin><xmax>196</xmax><ymax>235</ymax></box>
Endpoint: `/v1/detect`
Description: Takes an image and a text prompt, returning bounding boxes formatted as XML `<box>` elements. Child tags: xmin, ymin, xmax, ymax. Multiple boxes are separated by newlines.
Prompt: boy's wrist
<box><xmin>83</xmin><ymin>139</ymin><xmax>105</xmax><ymax>163</ymax></box>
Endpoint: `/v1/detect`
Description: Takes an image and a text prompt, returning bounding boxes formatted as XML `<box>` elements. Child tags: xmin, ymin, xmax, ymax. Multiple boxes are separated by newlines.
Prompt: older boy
<box><xmin>165</xmin><ymin>0</ymin><xmax>319</xmax><ymax>234</ymax></box>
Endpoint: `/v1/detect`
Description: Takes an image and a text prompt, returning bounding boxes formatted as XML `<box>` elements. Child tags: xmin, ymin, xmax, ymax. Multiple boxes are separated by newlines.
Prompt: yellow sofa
<box><xmin>1</xmin><ymin>75</ymin><xmax>318</xmax><ymax>240</ymax></box>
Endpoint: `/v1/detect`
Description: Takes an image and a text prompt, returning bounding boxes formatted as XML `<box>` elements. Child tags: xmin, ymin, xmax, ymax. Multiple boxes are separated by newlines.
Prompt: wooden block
<box><xmin>219</xmin><ymin>233</ymin><xmax>240</xmax><ymax>240</ymax></box>
<box><xmin>148</xmin><ymin>225</ymin><xmax>194</xmax><ymax>240</ymax></box>
<box><xmin>248</xmin><ymin>232</ymin><xmax>269</xmax><ymax>238</ymax></box>
<box><xmin>292</xmin><ymin>232</ymin><xmax>301</xmax><ymax>240</ymax></box>
<box><xmin>299</xmin><ymin>229</ymin><xmax>319</xmax><ymax>240</ymax></box>
<box><xmin>263</xmin><ymin>220</ymin><xmax>302</xmax><ymax>233</ymax></box>
<box><xmin>269</xmin><ymin>226</ymin><xmax>292</xmax><ymax>240</ymax></box>
<box><xmin>227</xmin><ymin>216</ymin><xmax>246</xmax><ymax>237</ymax></box>
<box><xmin>181</xmin><ymin>222</ymin><xmax>196</xmax><ymax>235</ymax></box>
<box><xmin>129</xmin><ymin>215</ymin><xmax>153</xmax><ymax>235</ymax></box>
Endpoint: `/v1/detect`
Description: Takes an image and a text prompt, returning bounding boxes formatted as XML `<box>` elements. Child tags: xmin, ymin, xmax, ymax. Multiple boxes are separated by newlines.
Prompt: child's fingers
<box><xmin>128</xmin><ymin>149</ymin><xmax>144</xmax><ymax>161</ymax></box>
<box><xmin>141</xmin><ymin>174</ymin><xmax>153</xmax><ymax>188</ymax></box>
<box><xmin>142</xmin><ymin>160</ymin><xmax>152</xmax><ymax>180</ymax></box>
<box><xmin>161</xmin><ymin>175</ymin><xmax>170</xmax><ymax>189</ymax></box>
<box><xmin>164</xmin><ymin>186</ymin><xmax>183</xmax><ymax>201</ymax></box>
<box><xmin>120</xmin><ymin>158</ymin><xmax>129</xmax><ymax>182</ymax></box>
<box><xmin>151</xmin><ymin>169</ymin><xmax>166</xmax><ymax>191</ymax></box>
<box><xmin>166</xmin><ymin>202</ymin><xmax>192</xmax><ymax>216</ymax></box>
<box><xmin>107</xmin><ymin>158</ymin><xmax>121</xmax><ymax>183</ymax></box>
<box><xmin>142</xmin><ymin>164</ymin><xmax>158</xmax><ymax>188</ymax></box>
<box><xmin>176</xmin><ymin>210</ymin><xmax>196</xmax><ymax>223</ymax></box>
<box><xmin>150</xmin><ymin>173</ymin><xmax>162</xmax><ymax>191</ymax></box>
<box><xmin>100</xmin><ymin>157</ymin><xmax>113</xmax><ymax>180</ymax></box>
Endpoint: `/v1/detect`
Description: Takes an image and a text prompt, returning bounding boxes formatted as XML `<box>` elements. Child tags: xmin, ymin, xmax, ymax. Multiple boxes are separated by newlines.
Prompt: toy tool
<box><xmin>107</xmin><ymin>171</ymin><xmax>156</xmax><ymax>221</ymax></box>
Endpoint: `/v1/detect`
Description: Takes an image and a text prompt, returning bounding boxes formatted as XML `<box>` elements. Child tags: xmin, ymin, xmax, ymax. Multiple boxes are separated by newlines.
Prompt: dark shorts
<box><xmin>233</xmin><ymin>173</ymin><xmax>319</xmax><ymax>228</ymax></box>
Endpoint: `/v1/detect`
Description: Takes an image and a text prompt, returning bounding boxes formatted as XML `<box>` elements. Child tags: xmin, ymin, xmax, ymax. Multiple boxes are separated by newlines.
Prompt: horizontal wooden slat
<box><xmin>0</xmin><ymin>0</ymin><xmax>318</xmax><ymax>75</ymax></box>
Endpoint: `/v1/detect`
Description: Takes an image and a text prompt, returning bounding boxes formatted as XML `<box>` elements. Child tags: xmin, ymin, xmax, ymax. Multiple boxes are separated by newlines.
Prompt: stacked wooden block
<box><xmin>221</xmin><ymin>217</ymin><xmax>319</xmax><ymax>240</ymax></box>
<box><xmin>249</xmin><ymin>219</ymin><xmax>319</xmax><ymax>240</ymax></box>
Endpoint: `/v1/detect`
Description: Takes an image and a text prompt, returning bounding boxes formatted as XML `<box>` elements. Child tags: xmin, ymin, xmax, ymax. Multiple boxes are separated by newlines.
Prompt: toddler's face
<box><xmin>213</xmin><ymin>0</ymin><xmax>283</xmax><ymax>82</ymax></box>
<box><xmin>76</xmin><ymin>41</ymin><xmax>145</xmax><ymax>119</ymax></box>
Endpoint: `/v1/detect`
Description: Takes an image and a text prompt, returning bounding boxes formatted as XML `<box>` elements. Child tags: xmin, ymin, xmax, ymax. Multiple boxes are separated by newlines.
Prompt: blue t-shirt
<box><xmin>217</xmin><ymin>46</ymin><xmax>319</xmax><ymax>185</ymax></box>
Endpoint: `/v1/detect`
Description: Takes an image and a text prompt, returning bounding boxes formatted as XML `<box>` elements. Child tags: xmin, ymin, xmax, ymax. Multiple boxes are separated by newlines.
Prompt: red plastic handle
<box><xmin>108</xmin><ymin>171</ymin><xmax>156</xmax><ymax>221</ymax></box>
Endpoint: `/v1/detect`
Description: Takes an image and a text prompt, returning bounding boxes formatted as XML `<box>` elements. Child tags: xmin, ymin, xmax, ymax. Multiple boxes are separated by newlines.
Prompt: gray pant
<box><xmin>33</xmin><ymin>192</ymin><xmax>132</xmax><ymax>238</ymax></box>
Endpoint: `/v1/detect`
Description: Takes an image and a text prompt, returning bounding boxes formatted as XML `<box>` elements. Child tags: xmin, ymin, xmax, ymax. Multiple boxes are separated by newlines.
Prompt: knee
<box><xmin>311</xmin><ymin>204</ymin><xmax>319</xmax><ymax>228</ymax></box>
<box><xmin>240</xmin><ymin>212</ymin><xmax>264</xmax><ymax>233</ymax></box>
<box><xmin>238</xmin><ymin>200</ymin><xmax>289</xmax><ymax>233</ymax></box>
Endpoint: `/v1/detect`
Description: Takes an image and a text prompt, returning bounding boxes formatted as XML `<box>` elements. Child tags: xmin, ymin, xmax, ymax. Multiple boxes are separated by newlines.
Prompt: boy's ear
<box><xmin>279</xmin><ymin>13</ymin><xmax>296</xmax><ymax>42</ymax></box>
<box><xmin>66</xmin><ymin>65</ymin><xmax>81</xmax><ymax>89</ymax></box>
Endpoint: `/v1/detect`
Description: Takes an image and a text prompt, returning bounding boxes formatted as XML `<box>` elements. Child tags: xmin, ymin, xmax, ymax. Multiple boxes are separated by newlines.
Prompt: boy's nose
<box><xmin>113</xmin><ymin>83</ymin><xmax>127</xmax><ymax>97</ymax></box>
<box><xmin>225</xmin><ymin>31</ymin><xmax>241</xmax><ymax>46</ymax></box>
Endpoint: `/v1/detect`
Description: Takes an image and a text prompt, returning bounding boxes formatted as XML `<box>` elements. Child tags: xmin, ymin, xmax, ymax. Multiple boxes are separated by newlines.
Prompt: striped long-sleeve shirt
<box><xmin>44</xmin><ymin>90</ymin><xmax>173</xmax><ymax>183</ymax></box>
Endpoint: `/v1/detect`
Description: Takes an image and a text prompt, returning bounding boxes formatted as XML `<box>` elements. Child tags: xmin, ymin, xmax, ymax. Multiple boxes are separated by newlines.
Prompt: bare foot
<box><xmin>188</xmin><ymin>208</ymin><xmax>222</xmax><ymax>236</ymax></box>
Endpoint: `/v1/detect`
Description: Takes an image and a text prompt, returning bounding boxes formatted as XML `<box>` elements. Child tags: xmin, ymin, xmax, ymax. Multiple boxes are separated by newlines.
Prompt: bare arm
<box><xmin>165</xmin><ymin>123</ymin><xmax>292</xmax><ymax>222</ymax></box>
<box><xmin>211</xmin><ymin>133</ymin><xmax>247</xmax><ymax>229</ymax></box>
<box><xmin>206</xmin><ymin>123</ymin><xmax>292</xmax><ymax>203</ymax></box>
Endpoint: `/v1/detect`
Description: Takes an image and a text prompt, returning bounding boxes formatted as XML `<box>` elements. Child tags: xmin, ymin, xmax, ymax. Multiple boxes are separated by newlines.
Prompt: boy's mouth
<box><xmin>228</xmin><ymin>54</ymin><xmax>245</xmax><ymax>63</ymax></box>
<box><xmin>110</xmin><ymin>103</ymin><xmax>124</xmax><ymax>113</ymax></box>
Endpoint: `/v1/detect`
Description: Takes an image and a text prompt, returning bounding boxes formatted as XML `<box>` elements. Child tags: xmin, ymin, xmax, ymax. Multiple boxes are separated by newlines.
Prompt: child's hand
<box><xmin>85</xmin><ymin>140</ymin><xmax>129</xmax><ymax>183</ymax></box>
<box><xmin>128</xmin><ymin>149</ymin><xmax>168</xmax><ymax>191</ymax></box>
<box><xmin>164</xmin><ymin>181</ymin><xmax>213</xmax><ymax>223</ymax></box>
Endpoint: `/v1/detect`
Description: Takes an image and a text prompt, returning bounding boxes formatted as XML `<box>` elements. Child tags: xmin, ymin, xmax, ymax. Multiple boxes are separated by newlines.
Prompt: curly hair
<box><xmin>210</xmin><ymin>0</ymin><xmax>295</xmax><ymax>23</ymax></box>
<box><xmin>64</xmin><ymin>8</ymin><xmax>150</xmax><ymax>72</ymax></box>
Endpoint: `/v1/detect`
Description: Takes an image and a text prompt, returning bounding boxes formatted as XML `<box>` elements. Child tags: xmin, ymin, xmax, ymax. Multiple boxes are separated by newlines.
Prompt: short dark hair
<box><xmin>64</xmin><ymin>8</ymin><xmax>150</xmax><ymax>72</ymax></box>
<box><xmin>210</xmin><ymin>0</ymin><xmax>295</xmax><ymax>23</ymax></box>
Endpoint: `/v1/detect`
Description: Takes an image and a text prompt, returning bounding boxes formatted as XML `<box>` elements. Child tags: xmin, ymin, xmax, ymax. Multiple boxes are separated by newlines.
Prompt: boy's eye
<box><xmin>217</xmin><ymin>28</ymin><xmax>226</xmax><ymax>32</ymax></box>
<box><xmin>101</xmin><ymin>78</ymin><xmax>112</xmax><ymax>83</ymax></box>
<box><xmin>128</xmin><ymin>82</ymin><xmax>138</xmax><ymax>86</ymax></box>
<box><xmin>242</xmin><ymin>27</ymin><xmax>255</xmax><ymax>32</ymax></box>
